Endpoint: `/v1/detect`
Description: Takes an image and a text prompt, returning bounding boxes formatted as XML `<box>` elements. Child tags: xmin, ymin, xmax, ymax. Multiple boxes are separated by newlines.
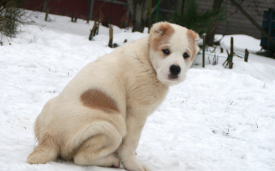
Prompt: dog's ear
<box><xmin>187</xmin><ymin>29</ymin><xmax>199</xmax><ymax>45</ymax></box>
<box><xmin>187</xmin><ymin>29</ymin><xmax>200</xmax><ymax>58</ymax></box>
<box><xmin>149</xmin><ymin>22</ymin><xmax>175</xmax><ymax>51</ymax></box>
<box><xmin>149</xmin><ymin>22</ymin><xmax>175</xmax><ymax>38</ymax></box>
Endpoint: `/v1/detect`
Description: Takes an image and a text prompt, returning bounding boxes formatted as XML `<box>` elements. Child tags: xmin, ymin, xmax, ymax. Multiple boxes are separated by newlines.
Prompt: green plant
<box><xmin>0</xmin><ymin>0</ymin><xmax>28</xmax><ymax>38</ymax></box>
<box><xmin>169</xmin><ymin>0</ymin><xmax>226</xmax><ymax>35</ymax></box>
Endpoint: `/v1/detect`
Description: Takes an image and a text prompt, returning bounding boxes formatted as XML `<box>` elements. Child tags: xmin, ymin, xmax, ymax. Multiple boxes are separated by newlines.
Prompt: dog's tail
<box><xmin>27</xmin><ymin>134</ymin><xmax>59</xmax><ymax>164</ymax></box>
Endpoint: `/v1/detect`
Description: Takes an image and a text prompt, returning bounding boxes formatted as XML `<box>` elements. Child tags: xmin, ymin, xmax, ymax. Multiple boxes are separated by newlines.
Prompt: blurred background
<box><xmin>0</xmin><ymin>0</ymin><xmax>275</xmax><ymax>55</ymax></box>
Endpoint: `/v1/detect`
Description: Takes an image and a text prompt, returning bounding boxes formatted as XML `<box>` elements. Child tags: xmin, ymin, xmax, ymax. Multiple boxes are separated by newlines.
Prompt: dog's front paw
<box><xmin>122</xmin><ymin>156</ymin><xmax>151</xmax><ymax>171</ymax></box>
<box><xmin>141</xmin><ymin>164</ymin><xmax>151</xmax><ymax>171</ymax></box>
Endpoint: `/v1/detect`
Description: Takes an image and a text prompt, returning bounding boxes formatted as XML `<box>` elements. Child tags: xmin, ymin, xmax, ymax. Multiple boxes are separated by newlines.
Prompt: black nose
<box><xmin>170</xmin><ymin>65</ymin><xmax>181</xmax><ymax>75</ymax></box>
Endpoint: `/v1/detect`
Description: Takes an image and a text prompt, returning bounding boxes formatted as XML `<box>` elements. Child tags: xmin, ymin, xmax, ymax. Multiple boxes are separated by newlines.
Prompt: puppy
<box><xmin>27</xmin><ymin>22</ymin><xmax>199</xmax><ymax>171</ymax></box>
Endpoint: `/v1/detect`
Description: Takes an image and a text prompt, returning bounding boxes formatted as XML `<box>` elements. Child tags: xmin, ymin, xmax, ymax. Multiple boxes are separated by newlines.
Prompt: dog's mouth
<box><xmin>168</xmin><ymin>74</ymin><xmax>178</xmax><ymax>80</ymax></box>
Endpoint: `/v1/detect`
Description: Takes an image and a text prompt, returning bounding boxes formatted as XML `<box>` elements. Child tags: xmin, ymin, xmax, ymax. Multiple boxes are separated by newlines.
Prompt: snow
<box><xmin>216</xmin><ymin>34</ymin><xmax>262</xmax><ymax>53</ymax></box>
<box><xmin>1</xmin><ymin>11</ymin><xmax>275</xmax><ymax>171</ymax></box>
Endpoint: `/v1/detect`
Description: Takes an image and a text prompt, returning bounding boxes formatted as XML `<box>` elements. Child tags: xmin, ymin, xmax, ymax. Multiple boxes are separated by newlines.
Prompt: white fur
<box><xmin>27</xmin><ymin>22</ymin><xmax>199</xmax><ymax>171</ymax></box>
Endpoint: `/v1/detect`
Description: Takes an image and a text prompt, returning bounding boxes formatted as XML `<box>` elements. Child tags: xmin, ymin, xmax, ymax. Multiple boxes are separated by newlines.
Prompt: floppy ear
<box><xmin>149</xmin><ymin>22</ymin><xmax>174</xmax><ymax>38</ymax></box>
<box><xmin>149</xmin><ymin>22</ymin><xmax>175</xmax><ymax>51</ymax></box>
<box><xmin>187</xmin><ymin>29</ymin><xmax>199</xmax><ymax>45</ymax></box>
<box><xmin>187</xmin><ymin>29</ymin><xmax>200</xmax><ymax>58</ymax></box>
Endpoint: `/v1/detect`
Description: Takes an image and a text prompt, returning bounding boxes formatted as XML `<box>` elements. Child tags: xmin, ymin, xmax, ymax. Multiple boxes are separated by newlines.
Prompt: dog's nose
<box><xmin>170</xmin><ymin>65</ymin><xmax>181</xmax><ymax>75</ymax></box>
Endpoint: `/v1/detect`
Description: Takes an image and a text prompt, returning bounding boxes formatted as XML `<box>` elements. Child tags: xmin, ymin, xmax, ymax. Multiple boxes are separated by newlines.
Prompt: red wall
<box><xmin>23</xmin><ymin>0</ymin><xmax>129</xmax><ymax>28</ymax></box>
<box><xmin>92</xmin><ymin>0</ymin><xmax>129</xmax><ymax>28</ymax></box>
<box><xmin>47</xmin><ymin>0</ymin><xmax>90</xmax><ymax>18</ymax></box>
<box><xmin>23</xmin><ymin>0</ymin><xmax>43</xmax><ymax>11</ymax></box>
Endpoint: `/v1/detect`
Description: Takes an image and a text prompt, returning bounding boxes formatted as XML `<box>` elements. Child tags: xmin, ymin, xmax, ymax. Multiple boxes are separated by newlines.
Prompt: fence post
<box><xmin>93</xmin><ymin>22</ymin><xmax>98</xmax><ymax>37</ymax></box>
<box><xmin>108</xmin><ymin>26</ymin><xmax>113</xmax><ymax>48</ymax></box>
<box><xmin>95</xmin><ymin>22</ymin><xmax>99</xmax><ymax>35</ymax></box>
<box><xmin>244</xmin><ymin>49</ymin><xmax>249</xmax><ymax>62</ymax></box>
<box><xmin>71</xmin><ymin>13</ymin><xmax>75</xmax><ymax>22</ymax></box>
<box><xmin>89</xmin><ymin>21</ymin><xmax>97</xmax><ymax>40</ymax></box>
<box><xmin>45</xmin><ymin>7</ymin><xmax>49</xmax><ymax>21</ymax></box>
<box><xmin>229</xmin><ymin>37</ymin><xmax>234</xmax><ymax>69</ymax></box>
<box><xmin>89</xmin><ymin>29</ymin><xmax>93</xmax><ymax>41</ymax></box>
<box><xmin>202</xmin><ymin>34</ymin><xmax>205</xmax><ymax>68</ymax></box>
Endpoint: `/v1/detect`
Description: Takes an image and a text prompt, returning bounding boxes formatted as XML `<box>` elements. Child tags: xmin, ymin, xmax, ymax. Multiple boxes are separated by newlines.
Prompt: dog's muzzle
<box><xmin>169</xmin><ymin>65</ymin><xmax>181</xmax><ymax>79</ymax></box>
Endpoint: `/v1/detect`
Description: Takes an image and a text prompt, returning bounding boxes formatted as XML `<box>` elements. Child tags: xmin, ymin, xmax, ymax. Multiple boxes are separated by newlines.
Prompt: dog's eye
<box><xmin>183</xmin><ymin>52</ymin><xmax>189</xmax><ymax>59</ymax></box>
<box><xmin>162</xmin><ymin>49</ymin><xmax>170</xmax><ymax>55</ymax></box>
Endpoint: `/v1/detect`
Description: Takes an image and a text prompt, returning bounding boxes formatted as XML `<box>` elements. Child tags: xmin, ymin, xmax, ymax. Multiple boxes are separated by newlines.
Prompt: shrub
<box><xmin>0</xmin><ymin>0</ymin><xmax>29</xmax><ymax>38</ymax></box>
<box><xmin>169</xmin><ymin>0</ymin><xmax>226</xmax><ymax>36</ymax></box>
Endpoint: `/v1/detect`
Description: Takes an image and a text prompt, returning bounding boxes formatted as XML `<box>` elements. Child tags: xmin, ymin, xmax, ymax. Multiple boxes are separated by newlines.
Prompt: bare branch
<box><xmin>0</xmin><ymin>0</ymin><xmax>35</xmax><ymax>38</ymax></box>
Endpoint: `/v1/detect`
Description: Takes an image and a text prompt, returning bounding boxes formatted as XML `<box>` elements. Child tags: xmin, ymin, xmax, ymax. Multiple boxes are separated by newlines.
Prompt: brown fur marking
<box><xmin>150</xmin><ymin>22</ymin><xmax>175</xmax><ymax>51</ymax></box>
<box><xmin>187</xmin><ymin>29</ymin><xmax>199</xmax><ymax>60</ymax></box>
<box><xmin>81</xmin><ymin>89</ymin><xmax>119</xmax><ymax>113</ymax></box>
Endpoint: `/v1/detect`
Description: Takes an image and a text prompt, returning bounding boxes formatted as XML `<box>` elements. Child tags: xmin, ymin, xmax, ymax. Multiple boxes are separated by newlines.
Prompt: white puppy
<box><xmin>27</xmin><ymin>22</ymin><xmax>199</xmax><ymax>171</ymax></box>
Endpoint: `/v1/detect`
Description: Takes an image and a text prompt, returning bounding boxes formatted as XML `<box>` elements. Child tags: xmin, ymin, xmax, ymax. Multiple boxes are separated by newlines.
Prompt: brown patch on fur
<box><xmin>81</xmin><ymin>89</ymin><xmax>119</xmax><ymax>113</ymax></box>
<box><xmin>150</xmin><ymin>22</ymin><xmax>175</xmax><ymax>51</ymax></box>
<box><xmin>187</xmin><ymin>29</ymin><xmax>199</xmax><ymax>59</ymax></box>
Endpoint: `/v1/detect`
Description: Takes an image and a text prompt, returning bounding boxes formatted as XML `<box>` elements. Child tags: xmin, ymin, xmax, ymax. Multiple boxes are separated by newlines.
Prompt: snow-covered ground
<box><xmin>216</xmin><ymin>34</ymin><xmax>262</xmax><ymax>53</ymax></box>
<box><xmin>0</xmin><ymin>11</ymin><xmax>275</xmax><ymax>171</ymax></box>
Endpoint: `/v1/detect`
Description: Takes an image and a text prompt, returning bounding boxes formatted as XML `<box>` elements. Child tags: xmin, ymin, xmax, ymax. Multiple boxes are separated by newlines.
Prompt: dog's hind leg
<box><xmin>73</xmin><ymin>122</ymin><xmax>122</xmax><ymax>167</ymax></box>
<box><xmin>27</xmin><ymin>135</ymin><xmax>59</xmax><ymax>164</ymax></box>
<box><xmin>75</xmin><ymin>152</ymin><xmax>120</xmax><ymax>167</ymax></box>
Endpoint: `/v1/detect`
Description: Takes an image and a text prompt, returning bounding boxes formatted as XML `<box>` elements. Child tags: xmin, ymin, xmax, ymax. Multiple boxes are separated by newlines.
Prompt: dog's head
<box><xmin>149</xmin><ymin>22</ymin><xmax>199</xmax><ymax>86</ymax></box>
